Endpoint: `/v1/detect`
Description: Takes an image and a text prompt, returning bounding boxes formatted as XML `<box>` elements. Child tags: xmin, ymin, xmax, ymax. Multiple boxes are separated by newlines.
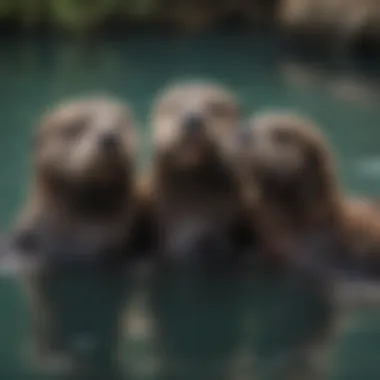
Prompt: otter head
<box><xmin>236</xmin><ymin>112</ymin><xmax>340</xmax><ymax>220</ymax></box>
<box><xmin>33</xmin><ymin>96</ymin><xmax>137</xmax><ymax>218</ymax></box>
<box><xmin>151</xmin><ymin>82</ymin><xmax>239</xmax><ymax>175</ymax></box>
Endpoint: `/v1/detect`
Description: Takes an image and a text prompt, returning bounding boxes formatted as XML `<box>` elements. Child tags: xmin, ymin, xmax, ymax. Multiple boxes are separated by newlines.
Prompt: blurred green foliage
<box><xmin>0</xmin><ymin>0</ymin><xmax>272</xmax><ymax>32</ymax></box>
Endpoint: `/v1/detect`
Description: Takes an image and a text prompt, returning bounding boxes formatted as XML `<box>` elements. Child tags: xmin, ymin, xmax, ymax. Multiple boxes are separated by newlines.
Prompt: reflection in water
<box><xmin>22</xmin><ymin>270</ymin><xmax>130</xmax><ymax>380</ymax></box>
<box><xmin>2</xmin><ymin>255</ymin><xmax>380</xmax><ymax>379</ymax></box>
<box><xmin>148</xmin><ymin>267</ymin><xmax>245</xmax><ymax>380</ymax></box>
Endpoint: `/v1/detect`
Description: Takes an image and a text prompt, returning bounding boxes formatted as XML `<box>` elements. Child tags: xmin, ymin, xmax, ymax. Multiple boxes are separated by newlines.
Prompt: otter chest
<box><xmin>158</xmin><ymin>201</ymin><xmax>236</xmax><ymax>261</ymax></box>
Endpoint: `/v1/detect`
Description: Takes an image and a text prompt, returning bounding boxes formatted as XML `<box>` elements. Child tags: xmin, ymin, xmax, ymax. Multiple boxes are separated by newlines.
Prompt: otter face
<box><xmin>152</xmin><ymin>82</ymin><xmax>239</xmax><ymax>168</ymax></box>
<box><xmin>244</xmin><ymin>112</ymin><xmax>334</xmax><ymax>187</ymax></box>
<box><xmin>35</xmin><ymin>97</ymin><xmax>136</xmax><ymax>184</ymax></box>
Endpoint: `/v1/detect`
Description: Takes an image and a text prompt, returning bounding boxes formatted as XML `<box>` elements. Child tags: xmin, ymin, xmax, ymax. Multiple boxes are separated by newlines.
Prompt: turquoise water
<box><xmin>1</xmin><ymin>30</ymin><xmax>380</xmax><ymax>379</ymax></box>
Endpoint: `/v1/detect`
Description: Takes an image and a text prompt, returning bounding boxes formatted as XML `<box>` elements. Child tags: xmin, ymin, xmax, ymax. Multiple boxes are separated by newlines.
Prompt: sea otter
<box><xmin>4</xmin><ymin>96</ymin><xmax>140</xmax><ymax>379</ymax></box>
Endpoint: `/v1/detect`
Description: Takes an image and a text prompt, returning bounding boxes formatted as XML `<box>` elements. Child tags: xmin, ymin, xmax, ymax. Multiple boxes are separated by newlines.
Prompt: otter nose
<box><xmin>183</xmin><ymin>113</ymin><xmax>206</xmax><ymax>136</ymax></box>
<box><xmin>99</xmin><ymin>133</ymin><xmax>118</xmax><ymax>150</ymax></box>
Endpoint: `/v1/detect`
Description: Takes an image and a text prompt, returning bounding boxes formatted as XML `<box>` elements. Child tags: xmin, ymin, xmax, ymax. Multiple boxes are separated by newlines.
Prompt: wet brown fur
<box><xmin>236</xmin><ymin>112</ymin><xmax>343</xmax><ymax>265</ymax></box>
<box><xmin>142</xmin><ymin>82</ymin><xmax>253</xmax><ymax>261</ymax></box>
<box><xmin>17</xmin><ymin>97</ymin><xmax>137</xmax><ymax>230</ymax></box>
<box><xmin>235</xmin><ymin>111</ymin><xmax>380</xmax><ymax>272</ymax></box>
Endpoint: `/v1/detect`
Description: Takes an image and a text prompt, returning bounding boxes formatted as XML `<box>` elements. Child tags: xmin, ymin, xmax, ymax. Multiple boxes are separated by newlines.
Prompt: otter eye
<box><xmin>60</xmin><ymin>120</ymin><xmax>87</xmax><ymax>140</ymax></box>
